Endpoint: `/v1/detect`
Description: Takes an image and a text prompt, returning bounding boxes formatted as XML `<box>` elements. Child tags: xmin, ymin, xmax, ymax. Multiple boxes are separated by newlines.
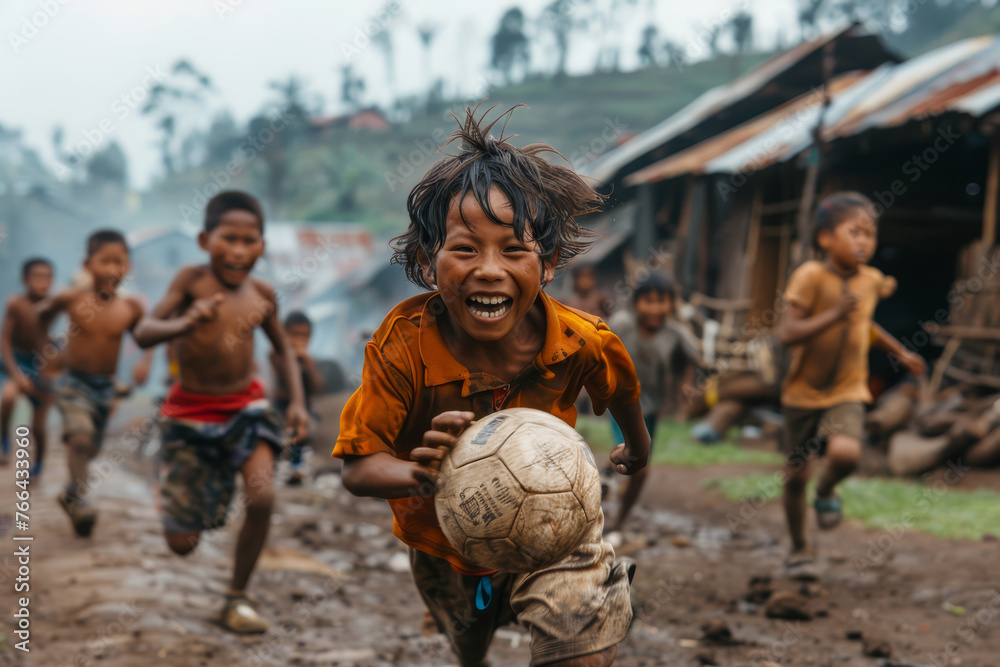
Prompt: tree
<box><xmin>638</xmin><ymin>24</ymin><xmax>659</xmax><ymax>67</ymax></box>
<box><xmin>85</xmin><ymin>141</ymin><xmax>128</xmax><ymax>187</ymax></box>
<box><xmin>417</xmin><ymin>23</ymin><xmax>439</xmax><ymax>93</ymax></box>
<box><xmin>141</xmin><ymin>59</ymin><xmax>215</xmax><ymax>177</ymax></box>
<box><xmin>798</xmin><ymin>0</ymin><xmax>827</xmax><ymax>41</ymax></box>
<box><xmin>340</xmin><ymin>65</ymin><xmax>366</xmax><ymax>109</ymax></box>
<box><xmin>541</xmin><ymin>0</ymin><xmax>579</xmax><ymax>80</ymax></box>
<box><xmin>491</xmin><ymin>8</ymin><xmax>529</xmax><ymax>84</ymax></box>
<box><xmin>203</xmin><ymin>111</ymin><xmax>242</xmax><ymax>167</ymax></box>
<box><xmin>731</xmin><ymin>11</ymin><xmax>753</xmax><ymax>54</ymax></box>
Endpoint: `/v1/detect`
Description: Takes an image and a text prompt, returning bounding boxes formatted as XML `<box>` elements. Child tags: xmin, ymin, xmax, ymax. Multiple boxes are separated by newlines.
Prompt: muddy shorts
<box><xmin>782</xmin><ymin>402</ymin><xmax>865</xmax><ymax>461</ymax></box>
<box><xmin>1</xmin><ymin>351</ymin><xmax>52</xmax><ymax>407</ymax></box>
<box><xmin>54</xmin><ymin>369</ymin><xmax>116</xmax><ymax>451</ymax></box>
<box><xmin>158</xmin><ymin>405</ymin><xmax>283</xmax><ymax>534</ymax></box>
<box><xmin>411</xmin><ymin>517</ymin><xmax>634</xmax><ymax>666</ymax></box>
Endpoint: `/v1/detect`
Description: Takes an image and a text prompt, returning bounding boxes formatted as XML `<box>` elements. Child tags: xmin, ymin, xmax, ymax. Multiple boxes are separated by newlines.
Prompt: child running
<box><xmin>779</xmin><ymin>192</ymin><xmax>925</xmax><ymax>580</ymax></box>
<box><xmin>38</xmin><ymin>232</ymin><xmax>144</xmax><ymax>535</ymax></box>
<box><xmin>334</xmin><ymin>107</ymin><xmax>650</xmax><ymax>667</ymax></box>
<box><xmin>268</xmin><ymin>310</ymin><xmax>324</xmax><ymax>486</ymax></box>
<box><xmin>606</xmin><ymin>272</ymin><xmax>697</xmax><ymax>534</ymax></box>
<box><xmin>1</xmin><ymin>258</ymin><xmax>55</xmax><ymax>474</ymax></box>
<box><xmin>133</xmin><ymin>190</ymin><xmax>308</xmax><ymax>633</ymax></box>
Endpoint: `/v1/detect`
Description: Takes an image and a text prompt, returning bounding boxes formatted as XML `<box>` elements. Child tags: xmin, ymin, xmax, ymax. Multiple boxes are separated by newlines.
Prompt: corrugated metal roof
<box><xmin>582</xmin><ymin>24</ymin><xmax>893</xmax><ymax>184</ymax></box>
<box><xmin>627</xmin><ymin>35</ymin><xmax>1000</xmax><ymax>184</ymax></box>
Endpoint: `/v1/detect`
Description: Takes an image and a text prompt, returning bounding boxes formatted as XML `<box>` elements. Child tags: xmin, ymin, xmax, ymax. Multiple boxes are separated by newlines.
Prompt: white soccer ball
<box><xmin>435</xmin><ymin>407</ymin><xmax>602</xmax><ymax>572</ymax></box>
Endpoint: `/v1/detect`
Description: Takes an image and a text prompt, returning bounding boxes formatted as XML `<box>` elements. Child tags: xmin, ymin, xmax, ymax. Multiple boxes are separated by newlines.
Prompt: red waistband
<box><xmin>160</xmin><ymin>378</ymin><xmax>266</xmax><ymax>423</ymax></box>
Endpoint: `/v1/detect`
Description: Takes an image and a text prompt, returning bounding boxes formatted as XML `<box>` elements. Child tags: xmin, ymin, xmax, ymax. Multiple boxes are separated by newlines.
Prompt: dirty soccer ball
<box><xmin>435</xmin><ymin>407</ymin><xmax>602</xmax><ymax>572</ymax></box>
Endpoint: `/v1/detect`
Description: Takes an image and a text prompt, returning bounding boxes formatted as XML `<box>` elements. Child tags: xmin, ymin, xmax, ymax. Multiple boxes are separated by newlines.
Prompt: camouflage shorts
<box><xmin>411</xmin><ymin>516</ymin><xmax>634</xmax><ymax>666</ymax></box>
<box><xmin>158</xmin><ymin>405</ymin><xmax>283</xmax><ymax>534</ymax></box>
<box><xmin>54</xmin><ymin>369</ymin><xmax>116</xmax><ymax>452</ymax></box>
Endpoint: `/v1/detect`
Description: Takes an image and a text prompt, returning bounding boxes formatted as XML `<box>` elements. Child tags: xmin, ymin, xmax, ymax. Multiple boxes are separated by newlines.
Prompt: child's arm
<box><xmin>266</xmin><ymin>351</ymin><xmax>290</xmax><ymax>403</ymax></box>
<box><xmin>778</xmin><ymin>294</ymin><xmax>857</xmax><ymax>347</ymax></box>
<box><xmin>1</xmin><ymin>299</ymin><xmax>31</xmax><ymax>393</ymax></box>
<box><xmin>35</xmin><ymin>288</ymin><xmax>76</xmax><ymax>333</ymax></box>
<box><xmin>259</xmin><ymin>286</ymin><xmax>308</xmax><ymax>442</ymax></box>
<box><xmin>133</xmin><ymin>269</ymin><xmax>221</xmax><ymax>348</ymax></box>
<box><xmin>299</xmin><ymin>352</ymin><xmax>325</xmax><ymax>395</ymax></box>
<box><xmin>341</xmin><ymin>411</ymin><xmax>474</xmax><ymax>498</ymax></box>
<box><xmin>607</xmin><ymin>399</ymin><xmax>650</xmax><ymax>475</ymax></box>
<box><xmin>871</xmin><ymin>323</ymin><xmax>927</xmax><ymax>377</ymax></box>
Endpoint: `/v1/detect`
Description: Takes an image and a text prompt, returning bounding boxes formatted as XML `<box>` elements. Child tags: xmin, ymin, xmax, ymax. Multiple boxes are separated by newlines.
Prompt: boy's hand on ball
<box><xmin>609</xmin><ymin>443</ymin><xmax>645</xmax><ymax>475</ymax></box>
<box><xmin>412</xmin><ymin>411</ymin><xmax>475</xmax><ymax>487</ymax></box>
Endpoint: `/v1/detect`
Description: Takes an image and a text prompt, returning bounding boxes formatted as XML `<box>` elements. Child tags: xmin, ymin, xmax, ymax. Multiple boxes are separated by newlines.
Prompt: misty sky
<box><xmin>2</xmin><ymin>0</ymin><xmax>797</xmax><ymax>188</ymax></box>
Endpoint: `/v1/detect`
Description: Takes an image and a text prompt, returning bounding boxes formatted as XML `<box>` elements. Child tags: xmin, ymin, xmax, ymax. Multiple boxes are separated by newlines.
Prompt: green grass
<box><xmin>705</xmin><ymin>473</ymin><xmax>1000</xmax><ymax>541</ymax></box>
<box><xmin>576</xmin><ymin>415</ymin><xmax>783</xmax><ymax>468</ymax></box>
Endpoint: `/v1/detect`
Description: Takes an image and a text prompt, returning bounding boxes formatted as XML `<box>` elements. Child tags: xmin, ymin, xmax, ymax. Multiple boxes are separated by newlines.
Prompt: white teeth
<box><xmin>470</xmin><ymin>304</ymin><xmax>510</xmax><ymax>319</ymax></box>
<box><xmin>469</xmin><ymin>295</ymin><xmax>509</xmax><ymax>305</ymax></box>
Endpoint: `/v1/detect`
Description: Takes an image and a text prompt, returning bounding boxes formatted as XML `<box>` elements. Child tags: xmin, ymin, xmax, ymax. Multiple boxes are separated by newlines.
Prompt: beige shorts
<box><xmin>782</xmin><ymin>402</ymin><xmax>865</xmax><ymax>462</ymax></box>
<box><xmin>411</xmin><ymin>518</ymin><xmax>634</xmax><ymax>666</ymax></box>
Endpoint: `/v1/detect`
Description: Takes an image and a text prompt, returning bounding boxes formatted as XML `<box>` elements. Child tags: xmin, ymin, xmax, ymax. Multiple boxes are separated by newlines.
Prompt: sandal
<box><xmin>814</xmin><ymin>494</ymin><xmax>843</xmax><ymax>530</ymax></box>
<box><xmin>220</xmin><ymin>593</ymin><xmax>270</xmax><ymax>634</ymax></box>
<box><xmin>784</xmin><ymin>552</ymin><xmax>820</xmax><ymax>581</ymax></box>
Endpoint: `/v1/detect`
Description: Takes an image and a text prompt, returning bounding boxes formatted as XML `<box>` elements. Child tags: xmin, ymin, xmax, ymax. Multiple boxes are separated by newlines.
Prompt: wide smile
<box><xmin>465</xmin><ymin>294</ymin><xmax>513</xmax><ymax>321</ymax></box>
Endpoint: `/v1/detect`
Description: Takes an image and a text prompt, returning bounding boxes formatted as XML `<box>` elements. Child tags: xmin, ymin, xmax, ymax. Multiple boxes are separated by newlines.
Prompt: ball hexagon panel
<box><xmin>511</xmin><ymin>491</ymin><xmax>590</xmax><ymax>567</ymax></box>
<box><xmin>437</xmin><ymin>457</ymin><xmax>522</xmax><ymax>542</ymax></box>
<box><xmin>497</xmin><ymin>424</ymin><xmax>580</xmax><ymax>494</ymax></box>
<box><xmin>449</xmin><ymin>412</ymin><xmax>523</xmax><ymax>467</ymax></box>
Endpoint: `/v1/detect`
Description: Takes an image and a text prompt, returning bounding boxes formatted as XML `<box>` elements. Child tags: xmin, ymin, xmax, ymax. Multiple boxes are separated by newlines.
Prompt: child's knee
<box><xmin>166</xmin><ymin>531</ymin><xmax>200</xmax><ymax>555</ymax></box>
<box><xmin>246</xmin><ymin>491</ymin><xmax>274</xmax><ymax>523</ymax></box>
<box><xmin>66</xmin><ymin>433</ymin><xmax>95</xmax><ymax>456</ymax></box>
<box><xmin>826</xmin><ymin>436</ymin><xmax>861</xmax><ymax>466</ymax></box>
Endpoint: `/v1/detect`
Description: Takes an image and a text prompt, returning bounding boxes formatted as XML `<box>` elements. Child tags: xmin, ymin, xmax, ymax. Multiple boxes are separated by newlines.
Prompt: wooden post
<box><xmin>743</xmin><ymin>182</ymin><xmax>763</xmax><ymax>299</ymax></box>
<box><xmin>983</xmin><ymin>135</ymin><xmax>999</xmax><ymax>248</ymax></box>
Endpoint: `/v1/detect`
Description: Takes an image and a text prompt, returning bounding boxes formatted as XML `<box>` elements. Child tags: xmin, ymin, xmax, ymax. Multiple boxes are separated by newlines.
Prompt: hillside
<box><xmin>143</xmin><ymin>53</ymin><xmax>775</xmax><ymax>234</ymax></box>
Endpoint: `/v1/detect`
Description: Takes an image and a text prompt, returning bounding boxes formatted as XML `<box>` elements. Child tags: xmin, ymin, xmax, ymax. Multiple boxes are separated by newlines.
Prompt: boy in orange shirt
<box><xmin>779</xmin><ymin>192</ymin><xmax>925</xmax><ymax>579</ymax></box>
<box><xmin>334</xmin><ymin>108</ymin><xmax>650</xmax><ymax>667</ymax></box>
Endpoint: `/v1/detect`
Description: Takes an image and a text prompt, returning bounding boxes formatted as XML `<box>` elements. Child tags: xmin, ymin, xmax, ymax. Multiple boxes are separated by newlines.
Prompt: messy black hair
<box><xmin>633</xmin><ymin>272</ymin><xmax>675</xmax><ymax>305</ymax></box>
<box><xmin>813</xmin><ymin>191</ymin><xmax>878</xmax><ymax>251</ymax></box>
<box><xmin>22</xmin><ymin>257</ymin><xmax>52</xmax><ymax>280</ymax></box>
<box><xmin>284</xmin><ymin>311</ymin><xmax>312</xmax><ymax>329</ymax></box>
<box><xmin>205</xmin><ymin>191</ymin><xmax>265</xmax><ymax>233</ymax></box>
<box><xmin>391</xmin><ymin>105</ymin><xmax>604</xmax><ymax>290</ymax></box>
<box><xmin>87</xmin><ymin>229</ymin><xmax>128</xmax><ymax>257</ymax></box>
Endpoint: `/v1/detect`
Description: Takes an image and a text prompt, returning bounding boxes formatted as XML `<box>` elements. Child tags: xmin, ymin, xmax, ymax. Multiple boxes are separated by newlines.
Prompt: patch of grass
<box><xmin>704</xmin><ymin>473</ymin><xmax>1000</xmax><ymax>541</ymax></box>
<box><xmin>576</xmin><ymin>415</ymin><xmax>783</xmax><ymax>468</ymax></box>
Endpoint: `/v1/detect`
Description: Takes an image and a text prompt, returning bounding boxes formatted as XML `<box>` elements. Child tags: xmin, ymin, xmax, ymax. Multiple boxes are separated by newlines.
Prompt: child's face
<box><xmin>820</xmin><ymin>209</ymin><xmax>877</xmax><ymax>270</ymax></box>
<box><xmin>286</xmin><ymin>323</ymin><xmax>311</xmax><ymax>356</ymax></box>
<box><xmin>574</xmin><ymin>268</ymin><xmax>597</xmax><ymax>294</ymax></box>
<box><xmin>24</xmin><ymin>264</ymin><xmax>52</xmax><ymax>300</ymax></box>
<box><xmin>200</xmin><ymin>210</ymin><xmax>265</xmax><ymax>288</ymax></box>
<box><xmin>425</xmin><ymin>187</ymin><xmax>554</xmax><ymax>343</ymax></box>
<box><xmin>84</xmin><ymin>242</ymin><xmax>130</xmax><ymax>290</ymax></box>
<box><xmin>635</xmin><ymin>291</ymin><xmax>671</xmax><ymax>331</ymax></box>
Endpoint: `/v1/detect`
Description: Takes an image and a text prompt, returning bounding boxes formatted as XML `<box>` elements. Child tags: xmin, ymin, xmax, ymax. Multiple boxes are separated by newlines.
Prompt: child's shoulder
<box><xmin>550</xmin><ymin>295</ymin><xmax>607</xmax><ymax>333</ymax></box>
<box><xmin>790</xmin><ymin>259</ymin><xmax>826</xmax><ymax>280</ymax></box>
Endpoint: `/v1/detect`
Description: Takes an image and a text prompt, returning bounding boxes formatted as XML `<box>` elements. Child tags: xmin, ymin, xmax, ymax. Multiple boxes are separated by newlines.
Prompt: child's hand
<box><xmin>184</xmin><ymin>293</ymin><xmax>224</xmax><ymax>326</ymax></box>
<box><xmin>285</xmin><ymin>403</ymin><xmax>310</xmax><ymax>444</ymax></box>
<box><xmin>835</xmin><ymin>292</ymin><xmax>859</xmax><ymax>318</ymax></box>
<box><xmin>609</xmin><ymin>442</ymin><xmax>646</xmax><ymax>475</ymax></box>
<box><xmin>14</xmin><ymin>372</ymin><xmax>38</xmax><ymax>399</ymax></box>
<box><xmin>410</xmin><ymin>411</ymin><xmax>475</xmax><ymax>488</ymax></box>
<box><xmin>900</xmin><ymin>350</ymin><xmax>927</xmax><ymax>378</ymax></box>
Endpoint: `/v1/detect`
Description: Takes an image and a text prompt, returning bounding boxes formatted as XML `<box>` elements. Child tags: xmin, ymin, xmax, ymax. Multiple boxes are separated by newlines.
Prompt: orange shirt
<box><xmin>333</xmin><ymin>290</ymin><xmax>640</xmax><ymax>572</ymax></box>
<box><xmin>781</xmin><ymin>260</ymin><xmax>889</xmax><ymax>409</ymax></box>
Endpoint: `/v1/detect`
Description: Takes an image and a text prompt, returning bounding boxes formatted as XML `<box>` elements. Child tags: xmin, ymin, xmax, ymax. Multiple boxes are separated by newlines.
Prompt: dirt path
<box><xmin>1</xmin><ymin>399</ymin><xmax>998</xmax><ymax>666</ymax></box>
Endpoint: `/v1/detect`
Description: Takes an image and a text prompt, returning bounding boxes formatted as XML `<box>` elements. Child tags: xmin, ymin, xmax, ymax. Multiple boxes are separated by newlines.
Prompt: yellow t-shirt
<box><xmin>781</xmin><ymin>261</ymin><xmax>888</xmax><ymax>409</ymax></box>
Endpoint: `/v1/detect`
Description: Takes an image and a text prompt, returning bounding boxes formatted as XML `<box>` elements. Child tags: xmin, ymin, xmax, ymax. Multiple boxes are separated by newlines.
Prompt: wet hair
<box><xmin>813</xmin><ymin>191</ymin><xmax>878</xmax><ymax>251</ymax></box>
<box><xmin>204</xmin><ymin>191</ymin><xmax>265</xmax><ymax>233</ymax></box>
<box><xmin>87</xmin><ymin>229</ymin><xmax>128</xmax><ymax>257</ymax></box>
<box><xmin>391</xmin><ymin>105</ymin><xmax>604</xmax><ymax>290</ymax></box>
<box><xmin>284</xmin><ymin>311</ymin><xmax>312</xmax><ymax>329</ymax></box>
<box><xmin>22</xmin><ymin>257</ymin><xmax>52</xmax><ymax>279</ymax></box>
<box><xmin>633</xmin><ymin>272</ymin><xmax>675</xmax><ymax>304</ymax></box>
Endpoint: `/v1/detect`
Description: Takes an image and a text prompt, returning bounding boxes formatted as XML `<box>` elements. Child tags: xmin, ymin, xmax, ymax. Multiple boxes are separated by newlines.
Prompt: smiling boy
<box><xmin>38</xmin><ymin>231</ymin><xmax>144</xmax><ymax>536</ymax></box>
<box><xmin>134</xmin><ymin>191</ymin><xmax>308</xmax><ymax>632</ymax></box>
<box><xmin>335</xmin><ymin>108</ymin><xmax>650</xmax><ymax>667</ymax></box>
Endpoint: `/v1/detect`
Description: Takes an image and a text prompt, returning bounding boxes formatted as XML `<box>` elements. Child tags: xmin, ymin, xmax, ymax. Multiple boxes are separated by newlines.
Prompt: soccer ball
<box><xmin>435</xmin><ymin>407</ymin><xmax>602</xmax><ymax>572</ymax></box>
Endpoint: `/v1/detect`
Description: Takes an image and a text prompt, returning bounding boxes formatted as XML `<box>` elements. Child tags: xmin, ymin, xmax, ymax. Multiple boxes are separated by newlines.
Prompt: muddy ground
<box><xmin>1</xmin><ymin>398</ymin><xmax>998</xmax><ymax>667</ymax></box>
